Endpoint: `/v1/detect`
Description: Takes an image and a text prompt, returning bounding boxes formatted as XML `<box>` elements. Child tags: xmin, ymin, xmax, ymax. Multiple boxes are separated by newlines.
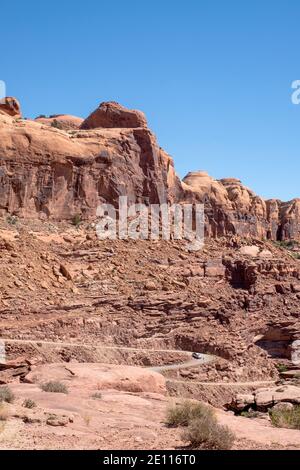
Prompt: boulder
<box><xmin>80</xmin><ymin>101</ymin><xmax>147</xmax><ymax>129</ymax></box>
<box><xmin>272</xmin><ymin>402</ymin><xmax>294</xmax><ymax>412</ymax></box>
<box><xmin>229</xmin><ymin>385</ymin><xmax>300</xmax><ymax>412</ymax></box>
<box><xmin>0</xmin><ymin>97</ymin><xmax>21</xmax><ymax>118</ymax></box>
<box><xmin>255</xmin><ymin>385</ymin><xmax>300</xmax><ymax>409</ymax></box>
<box><xmin>239</xmin><ymin>246</ymin><xmax>260</xmax><ymax>257</ymax></box>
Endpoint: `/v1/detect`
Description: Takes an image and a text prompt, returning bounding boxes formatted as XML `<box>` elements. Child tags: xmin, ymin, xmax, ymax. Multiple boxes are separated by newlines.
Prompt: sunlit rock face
<box><xmin>1</xmin><ymin>98</ymin><xmax>300</xmax><ymax>241</ymax></box>
<box><xmin>182</xmin><ymin>171</ymin><xmax>300</xmax><ymax>241</ymax></box>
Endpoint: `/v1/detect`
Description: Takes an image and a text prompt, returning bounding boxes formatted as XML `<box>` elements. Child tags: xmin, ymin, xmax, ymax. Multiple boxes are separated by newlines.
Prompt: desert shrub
<box><xmin>166</xmin><ymin>401</ymin><xmax>214</xmax><ymax>427</ymax></box>
<box><xmin>72</xmin><ymin>213</ymin><xmax>82</xmax><ymax>227</ymax></box>
<box><xmin>182</xmin><ymin>416</ymin><xmax>235</xmax><ymax>450</ymax></box>
<box><xmin>51</xmin><ymin>119</ymin><xmax>63</xmax><ymax>130</ymax></box>
<box><xmin>269</xmin><ymin>406</ymin><xmax>300</xmax><ymax>430</ymax></box>
<box><xmin>82</xmin><ymin>414</ymin><xmax>91</xmax><ymax>426</ymax></box>
<box><xmin>0</xmin><ymin>386</ymin><xmax>15</xmax><ymax>404</ymax></box>
<box><xmin>41</xmin><ymin>381</ymin><xmax>68</xmax><ymax>394</ymax></box>
<box><xmin>22</xmin><ymin>398</ymin><xmax>37</xmax><ymax>409</ymax></box>
<box><xmin>0</xmin><ymin>404</ymin><xmax>9</xmax><ymax>421</ymax></box>
<box><xmin>275</xmin><ymin>240</ymin><xmax>295</xmax><ymax>249</ymax></box>
<box><xmin>276</xmin><ymin>364</ymin><xmax>288</xmax><ymax>373</ymax></box>
<box><xmin>91</xmin><ymin>392</ymin><xmax>102</xmax><ymax>400</ymax></box>
<box><xmin>166</xmin><ymin>401</ymin><xmax>234</xmax><ymax>450</ymax></box>
<box><xmin>6</xmin><ymin>215</ymin><xmax>18</xmax><ymax>225</ymax></box>
<box><xmin>241</xmin><ymin>410</ymin><xmax>261</xmax><ymax>419</ymax></box>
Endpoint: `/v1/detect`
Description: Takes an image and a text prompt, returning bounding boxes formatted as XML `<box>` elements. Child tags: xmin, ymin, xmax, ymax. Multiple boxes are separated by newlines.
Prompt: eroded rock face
<box><xmin>0</xmin><ymin>97</ymin><xmax>21</xmax><ymax>118</ymax></box>
<box><xmin>1</xmin><ymin>98</ymin><xmax>300</xmax><ymax>242</ymax></box>
<box><xmin>182</xmin><ymin>171</ymin><xmax>300</xmax><ymax>241</ymax></box>
<box><xmin>0</xmin><ymin>102</ymin><xmax>182</xmax><ymax>220</ymax></box>
<box><xmin>228</xmin><ymin>385</ymin><xmax>300</xmax><ymax>412</ymax></box>
<box><xmin>80</xmin><ymin>101</ymin><xmax>148</xmax><ymax>130</ymax></box>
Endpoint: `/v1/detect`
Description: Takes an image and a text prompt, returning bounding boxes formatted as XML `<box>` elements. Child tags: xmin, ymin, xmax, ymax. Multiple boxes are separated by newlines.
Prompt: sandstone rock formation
<box><xmin>80</xmin><ymin>101</ymin><xmax>147</xmax><ymax>130</ymax></box>
<box><xmin>35</xmin><ymin>114</ymin><xmax>83</xmax><ymax>130</ymax></box>
<box><xmin>182</xmin><ymin>171</ymin><xmax>300</xmax><ymax>241</ymax></box>
<box><xmin>1</xmin><ymin>97</ymin><xmax>300</xmax><ymax>242</ymax></box>
<box><xmin>228</xmin><ymin>385</ymin><xmax>300</xmax><ymax>412</ymax></box>
<box><xmin>0</xmin><ymin>99</ymin><xmax>181</xmax><ymax>219</ymax></box>
<box><xmin>25</xmin><ymin>362</ymin><xmax>166</xmax><ymax>394</ymax></box>
<box><xmin>0</xmin><ymin>97</ymin><xmax>21</xmax><ymax>118</ymax></box>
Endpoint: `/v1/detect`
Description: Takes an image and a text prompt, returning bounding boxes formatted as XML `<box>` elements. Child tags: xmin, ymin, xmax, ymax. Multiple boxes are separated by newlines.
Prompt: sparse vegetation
<box><xmin>6</xmin><ymin>215</ymin><xmax>18</xmax><ymax>225</ymax></box>
<box><xmin>241</xmin><ymin>410</ymin><xmax>261</xmax><ymax>419</ymax></box>
<box><xmin>276</xmin><ymin>364</ymin><xmax>288</xmax><ymax>373</ymax></box>
<box><xmin>72</xmin><ymin>213</ymin><xmax>82</xmax><ymax>227</ymax></box>
<box><xmin>0</xmin><ymin>386</ymin><xmax>15</xmax><ymax>404</ymax></box>
<box><xmin>41</xmin><ymin>381</ymin><xmax>68</xmax><ymax>394</ymax></box>
<box><xmin>166</xmin><ymin>401</ymin><xmax>214</xmax><ymax>427</ymax></box>
<box><xmin>83</xmin><ymin>414</ymin><xmax>92</xmax><ymax>426</ymax></box>
<box><xmin>269</xmin><ymin>405</ymin><xmax>300</xmax><ymax>430</ymax></box>
<box><xmin>91</xmin><ymin>392</ymin><xmax>102</xmax><ymax>400</ymax></box>
<box><xmin>51</xmin><ymin>119</ymin><xmax>64</xmax><ymax>130</ymax></box>
<box><xmin>166</xmin><ymin>400</ymin><xmax>234</xmax><ymax>450</ymax></box>
<box><xmin>182</xmin><ymin>416</ymin><xmax>235</xmax><ymax>450</ymax></box>
<box><xmin>274</xmin><ymin>240</ymin><xmax>295</xmax><ymax>249</ymax></box>
<box><xmin>0</xmin><ymin>404</ymin><xmax>9</xmax><ymax>422</ymax></box>
<box><xmin>23</xmin><ymin>398</ymin><xmax>37</xmax><ymax>409</ymax></box>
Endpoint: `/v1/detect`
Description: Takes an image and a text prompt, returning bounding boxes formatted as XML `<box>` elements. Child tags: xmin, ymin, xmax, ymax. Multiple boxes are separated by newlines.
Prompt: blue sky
<box><xmin>1</xmin><ymin>0</ymin><xmax>300</xmax><ymax>201</ymax></box>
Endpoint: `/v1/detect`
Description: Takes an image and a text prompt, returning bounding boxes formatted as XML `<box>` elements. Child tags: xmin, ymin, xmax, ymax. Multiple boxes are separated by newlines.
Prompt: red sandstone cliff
<box><xmin>0</xmin><ymin>98</ymin><xmax>299</xmax><ymax>241</ymax></box>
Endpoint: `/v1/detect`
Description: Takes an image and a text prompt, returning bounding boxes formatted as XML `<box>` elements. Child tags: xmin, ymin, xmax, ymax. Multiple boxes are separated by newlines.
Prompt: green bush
<box><xmin>182</xmin><ymin>416</ymin><xmax>235</xmax><ymax>450</ymax></box>
<box><xmin>276</xmin><ymin>364</ymin><xmax>288</xmax><ymax>373</ymax></box>
<box><xmin>72</xmin><ymin>214</ymin><xmax>82</xmax><ymax>227</ymax></box>
<box><xmin>166</xmin><ymin>401</ymin><xmax>214</xmax><ymax>427</ymax></box>
<box><xmin>269</xmin><ymin>406</ymin><xmax>300</xmax><ymax>430</ymax></box>
<box><xmin>41</xmin><ymin>381</ymin><xmax>68</xmax><ymax>394</ymax></box>
<box><xmin>0</xmin><ymin>386</ymin><xmax>15</xmax><ymax>403</ymax></box>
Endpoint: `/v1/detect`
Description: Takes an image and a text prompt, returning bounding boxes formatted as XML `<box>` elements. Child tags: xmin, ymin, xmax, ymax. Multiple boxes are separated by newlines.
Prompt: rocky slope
<box><xmin>1</xmin><ymin>98</ymin><xmax>300</xmax><ymax>449</ymax></box>
<box><xmin>0</xmin><ymin>98</ymin><xmax>300</xmax><ymax>240</ymax></box>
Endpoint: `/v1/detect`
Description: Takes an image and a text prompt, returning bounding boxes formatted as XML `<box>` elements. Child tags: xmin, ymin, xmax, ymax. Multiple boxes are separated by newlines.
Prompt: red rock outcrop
<box><xmin>1</xmin><ymin>97</ymin><xmax>300</xmax><ymax>241</ymax></box>
<box><xmin>0</xmin><ymin>97</ymin><xmax>21</xmax><ymax>118</ymax></box>
<box><xmin>80</xmin><ymin>101</ymin><xmax>147</xmax><ymax>129</ymax></box>
<box><xmin>182</xmin><ymin>171</ymin><xmax>300</xmax><ymax>241</ymax></box>
<box><xmin>35</xmin><ymin>114</ymin><xmax>84</xmax><ymax>130</ymax></box>
<box><xmin>0</xmin><ymin>99</ymin><xmax>181</xmax><ymax>220</ymax></box>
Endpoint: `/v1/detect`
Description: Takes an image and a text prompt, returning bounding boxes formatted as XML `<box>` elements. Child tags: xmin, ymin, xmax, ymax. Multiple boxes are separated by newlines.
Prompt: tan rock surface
<box><xmin>35</xmin><ymin>114</ymin><xmax>83</xmax><ymax>130</ymax></box>
<box><xmin>25</xmin><ymin>362</ymin><xmax>166</xmax><ymax>395</ymax></box>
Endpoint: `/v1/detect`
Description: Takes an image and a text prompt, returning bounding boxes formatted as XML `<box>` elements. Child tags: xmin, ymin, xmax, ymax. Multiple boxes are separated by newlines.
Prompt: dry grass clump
<box><xmin>166</xmin><ymin>400</ymin><xmax>235</xmax><ymax>450</ymax></box>
<box><xmin>269</xmin><ymin>406</ymin><xmax>300</xmax><ymax>430</ymax></box>
<box><xmin>0</xmin><ymin>386</ymin><xmax>15</xmax><ymax>404</ymax></box>
<box><xmin>40</xmin><ymin>381</ymin><xmax>68</xmax><ymax>394</ymax></box>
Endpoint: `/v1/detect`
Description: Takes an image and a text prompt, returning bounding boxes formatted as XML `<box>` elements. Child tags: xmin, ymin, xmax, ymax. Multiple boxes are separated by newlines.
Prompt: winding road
<box><xmin>0</xmin><ymin>337</ymin><xmax>275</xmax><ymax>387</ymax></box>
